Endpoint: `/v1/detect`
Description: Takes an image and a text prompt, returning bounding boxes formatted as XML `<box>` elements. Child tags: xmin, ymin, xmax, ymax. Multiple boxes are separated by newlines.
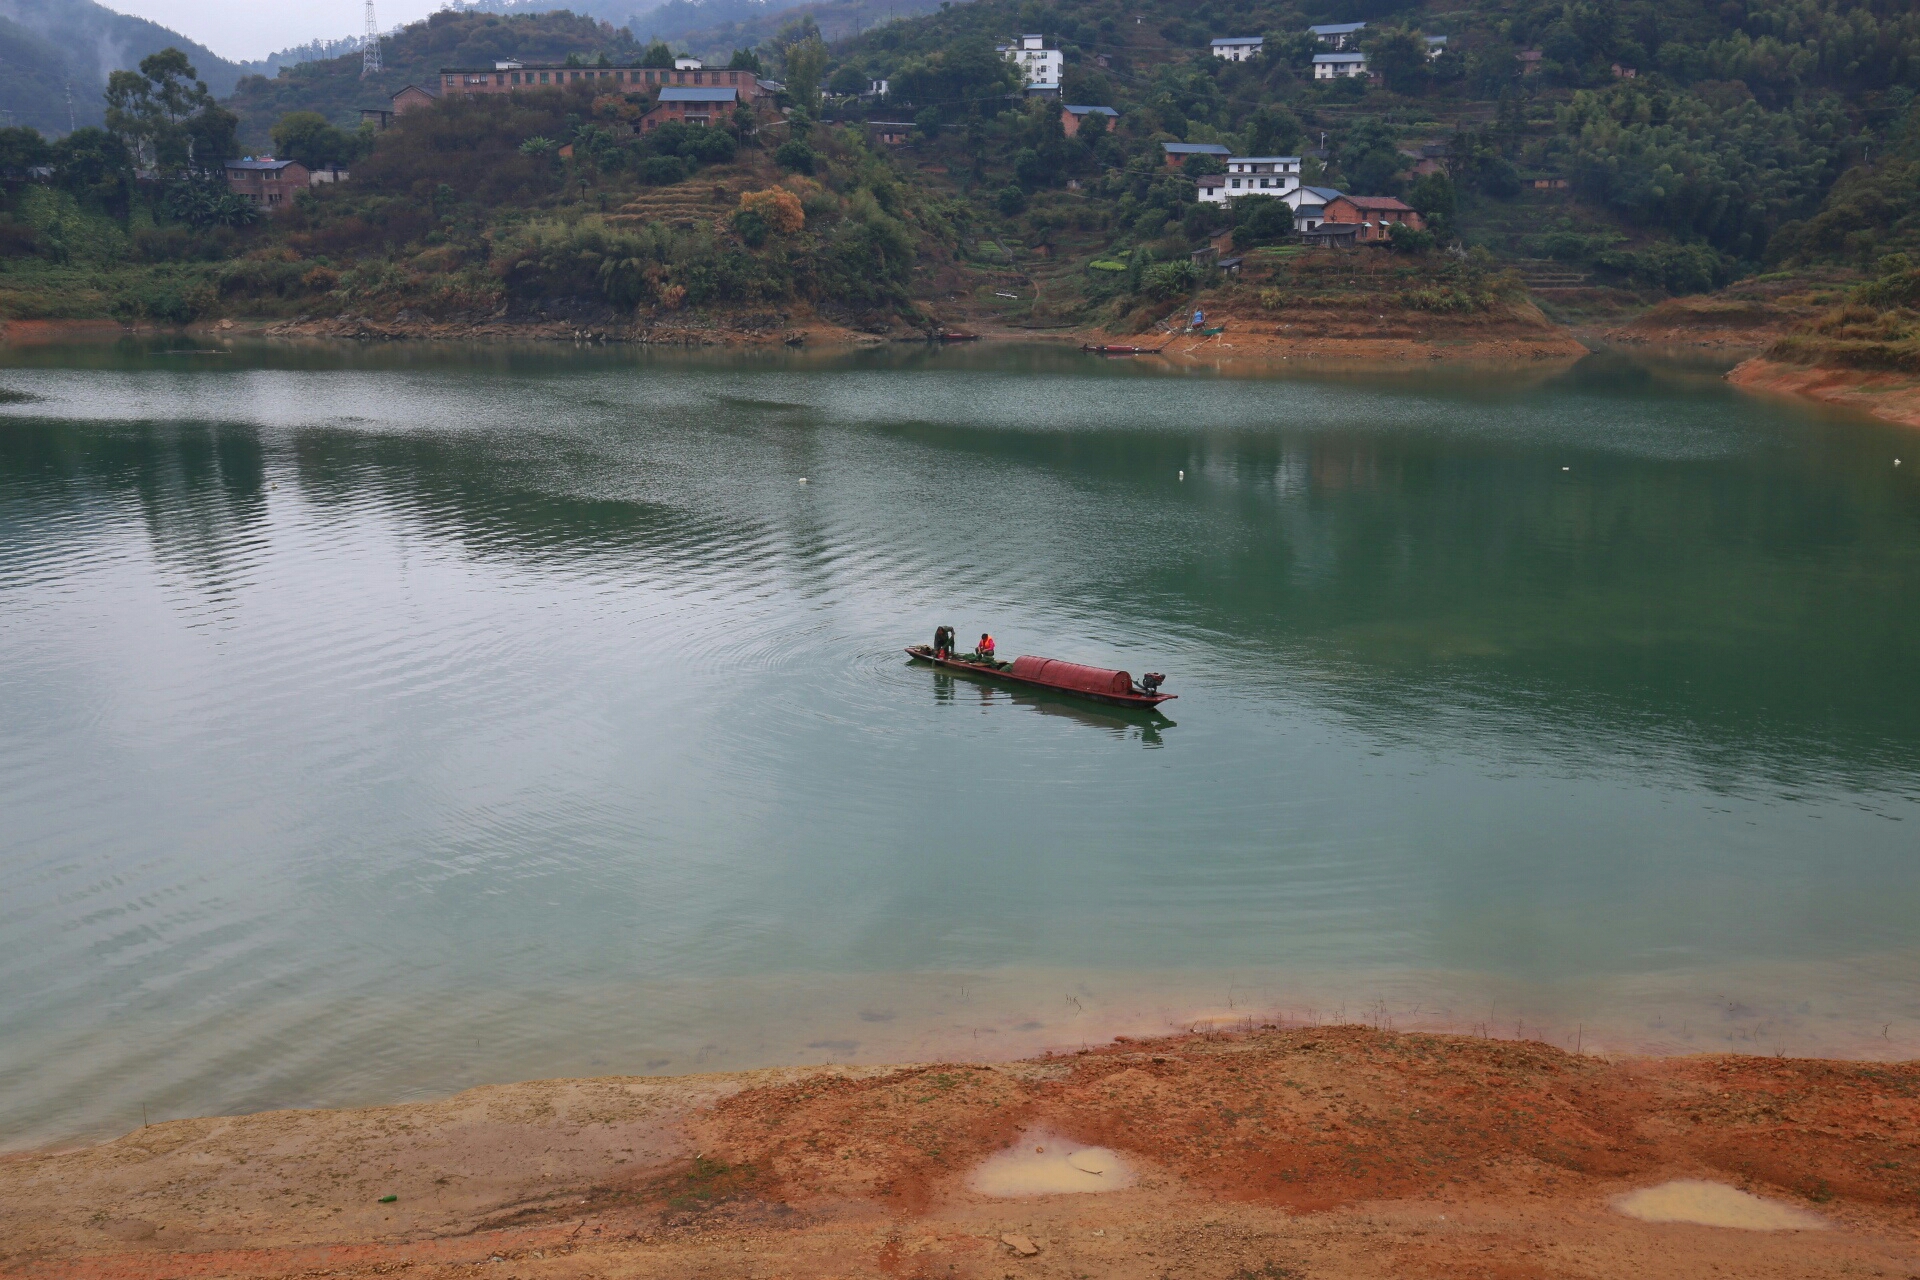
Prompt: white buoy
<box><xmin>1562</xmin><ymin>466</ymin><xmax>1571</xmax><ymax>471</ymax></box>
<box><xmin>1178</xmin><ymin>470</ymin><xmax>1185</xmax><ymax>480</ymax></box>
<box><xmin>798</xmin><ymin>477</ymin><xmax>808</xmax><ymax>484</ymax></box>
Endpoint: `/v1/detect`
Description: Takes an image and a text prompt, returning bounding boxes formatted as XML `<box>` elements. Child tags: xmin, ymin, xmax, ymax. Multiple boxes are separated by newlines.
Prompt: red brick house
<box><xmin>224</xmin><ymin>158</ymin><xmax>312</xmax><ymax>212</ymax></box>
<box><xmin>1321</xmin><ymin>194</ymin><xmax>1425</xmax><ymax>242</ymax></box>
<box><xmin>1059</xmin><ymin>104</ymin><xmax>1117</xmax><ymax>137</ymax></box>
<box><xmin>639</xmin><ymin>86</ymin><xmax>738</xmax><ymax>131</ymax></box>
<box><xmin>436</xmin><ymin>63</ymin><xmax>772</xmax><ymax>102</ymax></box>
<box><xmin>391</xmin><ymin>85</ymin><xmax>439</xmax><ymax>115</ymax></box>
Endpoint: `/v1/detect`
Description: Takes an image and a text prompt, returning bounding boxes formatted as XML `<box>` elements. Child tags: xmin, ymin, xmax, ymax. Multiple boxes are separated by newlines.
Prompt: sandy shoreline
<box><xmin>4</xmin><ymin>1025</ymin><xmax>1914</xmax><ymax>1279</ymax></box>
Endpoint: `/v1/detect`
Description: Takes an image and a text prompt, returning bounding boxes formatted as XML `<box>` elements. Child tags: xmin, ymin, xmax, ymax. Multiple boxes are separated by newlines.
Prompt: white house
<box><xmin>1314</xmin><ymin>51</ymin><xmax>1369</xmax><ymax>78</ymax></box>
<box><xmin>1196</xmin><ymin>156</ymin><xmax>1302</xmax><ymax>203</ymax></box>
<box><xmin>1283</xmin><ymin>185</ymin><xmax>1344</xmax><ymax>231</ymax></box>
<box><xmin>1209</xmin><ymin>36</ymin><xmax>1263</xmax><ymax>61</ymax></box>
<box><xmin>1424</xmin><ymin>35</ymin><xmax>1448</xmax><ymax>58</ymax></box>
<box><xmin>1307</xmin><ymin>21</ymin><xmax>1365</xmax><ymax>48</ymax></box>
<box><xmin>674</xmin><ymin>57</ymin><xmax>702</xmax><ymax>70</ymax></box>
<box><xmin>998</xmin><ymin>34</ymin><xmax>1063</xmax><ymax>93</ymax></box>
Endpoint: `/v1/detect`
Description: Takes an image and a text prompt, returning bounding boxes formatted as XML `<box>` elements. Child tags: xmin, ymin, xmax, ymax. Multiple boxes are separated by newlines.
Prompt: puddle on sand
<box><xmin>968</xmin><ymin>1132</ymin><xmax>1135</xmax><ymax>1197</ymax></box>
<box><xmin>1613</xmin><ymin>1181</ymin><xmax>1826</xmax><ymax>1230</ymax></box>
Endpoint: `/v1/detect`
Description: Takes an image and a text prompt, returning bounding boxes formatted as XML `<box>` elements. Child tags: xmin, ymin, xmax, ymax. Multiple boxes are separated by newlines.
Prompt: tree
<box><xmin>271</xmin><ymin>111</ymin><xmax>361</xmax><ymax>171</ymax></box>
<box><xmin>828</xmin><ymin>65</ymin><xmax>868</xmax><ymax>97</ymax></box>
<box><xmin>1339</xmin><ymin>117</ymin><xmax>1406</xmax><ymax>193</ymax></box>
<box><xmin>728</xmin><ymin>49</ymin><xmax>764</xmax><ymax>73</ymax></box>
<box><xmin>1404</xmin><ymin>171</ymin><xmax>1456</xmax><ymax>232</ymax></box>
<box><xmin>1367</xmin><ymin>28</ymin><xmax>1431</xmax><ymax>93</ymax></box>
<box><xmin>51</xmin><ymin>127</ymin><xmax>132</xmax><ymax>211</ymax></box>
<box><xmin>105</xmin><ymin>49</ymin><xmax>234</xmax><ymax>177</ymax></box>
<box><xmin>0</xmin><ymin>127</ymin><xmax>51</xmax><ymax>180</ymax></box>
<box><xmin>774</xmin><ymin>139</ymin><xmax>816</xmax><ymax>173</ymax></box>
<box><xmin>1234</xmin><ymin>194</ymin><xmax>1292</xmax><ymax>242</ymax></box>
<box><xmin>784</xmin><ymin>37</ymin><xmax>830</xmax><ymax>104</ymax></box>
<box><xmin>640</xmin><ymin>41</ymin><xmax>675</xmax><ymax>68</ymax></box>
<box><xmin>1243</xmin><ymin>104</ymin><xmax>1302</xmax><ymax>156</ymax></box>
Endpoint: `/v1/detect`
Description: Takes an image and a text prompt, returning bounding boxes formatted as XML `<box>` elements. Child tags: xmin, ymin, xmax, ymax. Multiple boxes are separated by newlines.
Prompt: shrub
<box><xmin>774</xmin><ymin>140</ymin><xmax>816</xmax><ymax>174</ymax></box>
<box><xmin>1388</xmin><ymin>223</ymin><xmax>1436</xmax><ymax>253</ymax></box>
<box><xmin>996</xmin><ymin>185</ymin><xmax>1027</xmax><ymax>216</ymax></box>
<box><xmin>111</xmin><ymin>275</ymin><xmax>216</xmax><ymax>324</ymax></box>
<box><xmin>641</xmin><ymin>154</ymin><xmax>692</xmax><ymax>185</ymax></box>
<box><xmin>737</xmin><ymin>187</ymin><xmax>805</xmax><ymax>235</ymax></box>
<box><xmin>1140</xmin><ymin>259</ymin><xmax>1198</xmax><ymax>299</ymax></box>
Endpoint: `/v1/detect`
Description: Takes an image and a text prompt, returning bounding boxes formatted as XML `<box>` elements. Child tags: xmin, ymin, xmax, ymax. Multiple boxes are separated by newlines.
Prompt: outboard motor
<box><xmin>1136</xmin><ymin>672</ymin><xmax>1166</xmax><ymax>695</ymax></box>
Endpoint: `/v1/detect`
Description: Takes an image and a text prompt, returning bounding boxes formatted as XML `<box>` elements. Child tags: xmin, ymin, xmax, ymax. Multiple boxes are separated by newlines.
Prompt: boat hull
<box><xmin>905</xmin><ymin>646</ymin><xmax>1177</xmax><ymax>708</ymax></box>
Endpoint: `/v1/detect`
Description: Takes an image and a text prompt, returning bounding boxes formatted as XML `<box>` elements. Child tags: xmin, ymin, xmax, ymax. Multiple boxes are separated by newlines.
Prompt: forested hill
<box><xmin>635</xmin><ymin>0</ymin><xmax>946</xmax><ymax>60</ymax></box>
<box><xmin>819</xmin><ymin>0</ymin><xmax>1918</xmax><ymax>280</ymax></box>
<box><xmin>0</xmin><ymin>0</ymin><xmax>248</xmax><ymax>134</ymax></box>
<box><xmin>225</xmin><ymin>10</ymin><xmax>646</xmax><ymax>147</ymax></box>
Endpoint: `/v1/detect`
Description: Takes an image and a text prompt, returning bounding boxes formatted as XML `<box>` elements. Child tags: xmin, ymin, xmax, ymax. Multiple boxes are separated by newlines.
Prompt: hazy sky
<box><xmin>104</xmin><ymin>0</ymin><xmax>451</xmax><ymax>64</ymax></box>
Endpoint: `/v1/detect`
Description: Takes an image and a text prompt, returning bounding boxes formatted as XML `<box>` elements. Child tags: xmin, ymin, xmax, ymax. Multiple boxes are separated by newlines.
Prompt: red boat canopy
<box><xmin>1009</xmin><ymin>655</ymin><xmax>1133</xmax><ymax>696</ymax></box>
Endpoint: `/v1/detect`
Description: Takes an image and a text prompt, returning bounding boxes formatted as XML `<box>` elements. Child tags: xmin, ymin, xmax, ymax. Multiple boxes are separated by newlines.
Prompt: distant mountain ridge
<box><xmin>0</xmin><ymin>0</ymin><xmax>248</xmax><ymax>134</ymax></box>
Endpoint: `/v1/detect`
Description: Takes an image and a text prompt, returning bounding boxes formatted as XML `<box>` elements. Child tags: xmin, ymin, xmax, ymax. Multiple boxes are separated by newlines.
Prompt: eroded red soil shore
<box><xmin>4</xmin><ymin>1026</ymin><xmax>1915</xmax><ymax>1279</ymax></box>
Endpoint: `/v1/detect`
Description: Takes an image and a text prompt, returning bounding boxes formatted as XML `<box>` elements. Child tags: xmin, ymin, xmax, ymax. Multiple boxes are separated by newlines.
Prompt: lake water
<box><xmin>3</xmin><ymin>341</ymin><xmax>1918</xmax><ymax>1150</ymax></box>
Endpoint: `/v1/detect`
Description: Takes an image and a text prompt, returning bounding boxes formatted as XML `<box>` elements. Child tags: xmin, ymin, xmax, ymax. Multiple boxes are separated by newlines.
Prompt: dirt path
<box><xmin>5</xmin><ymin>1026</ymin><xmax>1914</xmax><ymax>1279</ymax></box>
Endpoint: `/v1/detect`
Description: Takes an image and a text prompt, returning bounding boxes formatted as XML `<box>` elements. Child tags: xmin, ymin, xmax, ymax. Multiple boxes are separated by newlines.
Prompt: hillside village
<box><xmin>0</xmin><ymin>0</ymin><xmax>1916</xmax><ymax>368</ymax></box>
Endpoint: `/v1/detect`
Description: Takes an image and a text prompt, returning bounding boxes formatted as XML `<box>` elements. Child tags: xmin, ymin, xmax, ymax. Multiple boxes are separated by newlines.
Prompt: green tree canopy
<box><xmin>270</xmin><ymin>111</ymin><xmax>362</xmax><ymax>171</ymax></box>
<box><xmin>1339</xmin><ymin>117</ymin><xmax>1406</xmax><ymax>194</ymax></box>
<box><xmin>0</xmin><ymin>126</ymin><xmax>51</xmax><ymax>179</ymax></box>
<box><xmin>105</xmin><ymin>48</ymin><xmax>235</xmax><ymax>177</ymax></box>
<box><xmin>1366</xmin><ymin>28</ymin><xmax>1430</xmax><ymax>94</ymax></box>
<box><xmin>51</xmin><ymin>127</ymin><xmax>132</xmax><ymax>211</ymax></box>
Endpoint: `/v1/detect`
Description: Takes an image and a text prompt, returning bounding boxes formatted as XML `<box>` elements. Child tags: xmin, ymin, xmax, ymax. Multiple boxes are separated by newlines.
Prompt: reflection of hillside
<box><xmin>5</xmin><ymin>347</ymin><xmax>1915</xmax><ymax>792</ymax></box>
<box><xmin>2</xmin><ymin>419</ymin><xmax>269</xmax><ymax>611</ymax></box>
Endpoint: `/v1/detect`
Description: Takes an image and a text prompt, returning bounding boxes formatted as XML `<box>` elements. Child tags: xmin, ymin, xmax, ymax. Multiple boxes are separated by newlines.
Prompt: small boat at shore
<box><xmin>906</xmin><ymin>646</ymin><xmax>1175</xmax><ymax>708</ymax></box>
<box><xmin>936</xmin><ymin>330</ymin><xmax>981</xmax><ymax>342</ymax></box>
<box><xmin>1080</xmin><ymin>343</ymin><xmax>1166</xmax><ymax>355</ymax></box>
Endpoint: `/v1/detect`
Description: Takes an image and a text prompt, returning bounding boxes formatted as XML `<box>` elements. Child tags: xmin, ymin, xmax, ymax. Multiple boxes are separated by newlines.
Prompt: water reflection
<box><xmin>928</xmin><ymin>668</ymin><xmax>1173</xmax><ymax>746</ymax></box>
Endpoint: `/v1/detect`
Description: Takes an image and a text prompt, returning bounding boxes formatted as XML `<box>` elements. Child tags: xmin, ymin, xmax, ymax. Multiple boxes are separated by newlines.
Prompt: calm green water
<box><xmin>3</xmin><ymin>341</ymin><xmax>1918</xmax><ymax>1149</ymax></box>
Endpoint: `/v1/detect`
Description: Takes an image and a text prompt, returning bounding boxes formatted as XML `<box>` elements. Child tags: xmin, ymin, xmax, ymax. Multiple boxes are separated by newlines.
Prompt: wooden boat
<box><xmin>906</xmin><ymin>646</ymin><xmax>1176</xmax><ymax>708</ymax></box>
<box><xmin>1080</xmin><ymin>343</ymin><xmax>1166</xmax><ymax>355</ymax></box>
<box><xmin>936</xmin><ymin>330</ymin><xmax>981</xmax><ymax>342</ymax></box>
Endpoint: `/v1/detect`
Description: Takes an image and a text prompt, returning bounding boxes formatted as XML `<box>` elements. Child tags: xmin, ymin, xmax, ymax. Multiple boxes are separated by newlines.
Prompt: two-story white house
<box><xmin>1209</xmin><ymin>36</ymin><xmax>1263</xmax><ymax>61</ymax></box>
<box><xmin>1195</xmin><ymin>156</ymin><xmax>1303</xmax><ymax>204</ymax></box>
<box><xmin>998</xmin><ymin>34</ymin><xmax>1063</xmax><ymax>94</ymax></box>
<box><xmin>1307</xmin><ymin>21</ymin><xmax>1366</xmax><ymax>48</ymax></box>
<box><xmin>1314</xmin><ymin>51</ymin><xmax>1369</xmax><ymax>78</ymax></box>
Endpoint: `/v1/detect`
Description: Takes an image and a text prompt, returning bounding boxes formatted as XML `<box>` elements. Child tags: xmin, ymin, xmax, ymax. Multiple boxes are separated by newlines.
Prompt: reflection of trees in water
<box><xmin>1</xmin><ymin>418</ymin><xmax>269</xmax><ymax>615</ymax></box>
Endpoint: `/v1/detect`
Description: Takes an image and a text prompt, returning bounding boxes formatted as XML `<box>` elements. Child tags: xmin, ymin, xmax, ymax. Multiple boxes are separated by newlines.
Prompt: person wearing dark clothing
<box><xmin>933</xmin><ymin>625</ymin><xmax>955</xmax><ymax>659</ymax></box>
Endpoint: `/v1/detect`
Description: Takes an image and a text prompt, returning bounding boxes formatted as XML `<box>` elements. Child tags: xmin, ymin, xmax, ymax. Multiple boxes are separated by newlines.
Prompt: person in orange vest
<box><xmin>977</xmin><ymin>632</ymin><xmax>996</xmax><ymax>662</ymax></box>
